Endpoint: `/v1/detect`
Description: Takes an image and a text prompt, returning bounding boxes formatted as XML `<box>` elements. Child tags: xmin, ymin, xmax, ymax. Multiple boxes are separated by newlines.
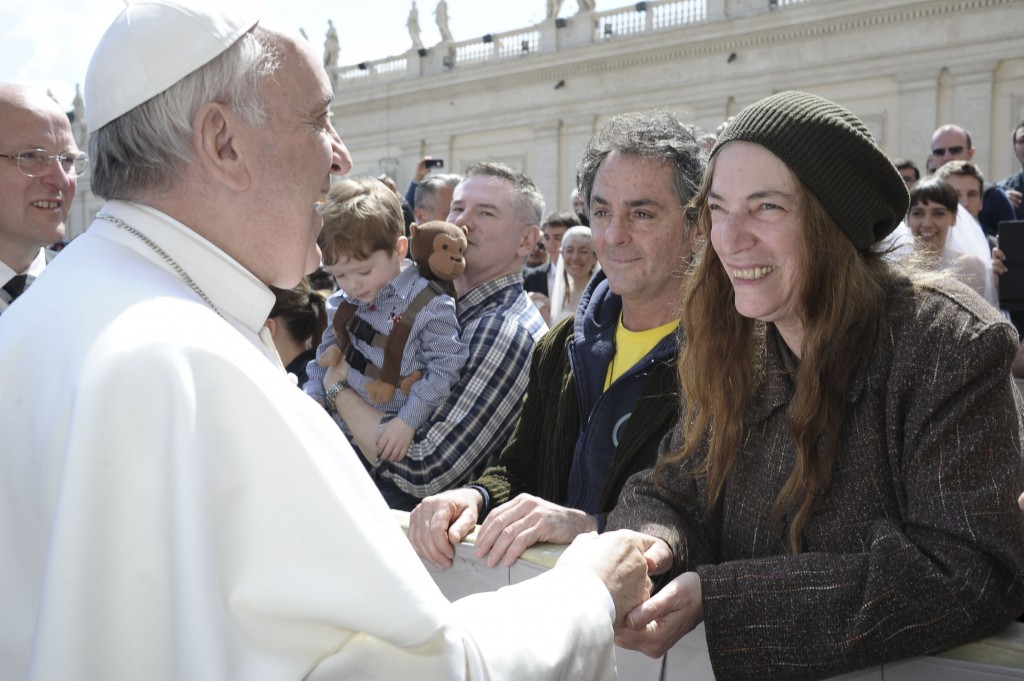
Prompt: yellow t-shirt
<box><xmin>604</xmin><ymin>314</ymin><xmax>679</xmax><ymax>389</ymax></box>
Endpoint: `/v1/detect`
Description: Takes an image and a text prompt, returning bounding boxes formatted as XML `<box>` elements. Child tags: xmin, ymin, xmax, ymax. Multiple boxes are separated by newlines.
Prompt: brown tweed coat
<box><xmin>609</xmin><ymin>278</ymin><xmax>1024</xmax><ymax>681</ymax></box>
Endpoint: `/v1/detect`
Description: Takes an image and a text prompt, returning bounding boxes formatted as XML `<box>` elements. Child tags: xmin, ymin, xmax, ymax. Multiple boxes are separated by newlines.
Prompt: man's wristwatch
<box><xmin>324</xmin><ymin>379</ymin><xmax>350</xmax><ymax>414</ymax></box>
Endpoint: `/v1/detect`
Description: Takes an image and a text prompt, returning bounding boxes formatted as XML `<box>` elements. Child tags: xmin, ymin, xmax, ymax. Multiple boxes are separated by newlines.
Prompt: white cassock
<box><xmin>0</xmin><ymin>200</ymin><xmax>616</xmax><ymax>681</ymax></box>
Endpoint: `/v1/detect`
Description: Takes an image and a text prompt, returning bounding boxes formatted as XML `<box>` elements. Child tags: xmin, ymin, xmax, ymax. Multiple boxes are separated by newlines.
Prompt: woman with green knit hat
<box><xmin>609</xmin><ymin>91</ymin><xmax>1024</xmax><ymax>680</ymax></box>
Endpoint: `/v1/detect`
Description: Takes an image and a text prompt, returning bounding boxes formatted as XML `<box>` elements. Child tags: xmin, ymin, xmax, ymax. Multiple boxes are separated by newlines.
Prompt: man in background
<box><xmin>316</xmin><ymin>162</ymin><xmax>549</xmax><ymax>509</ymax></box>
<box><xmin>413</xmin><ymin>172</ymin><xmax>461</xmax><ymax>223</ymax></box>
<box><xmin>409</xmin><ymin>110</ymin><xmax>706</xmax><ymax>571</ymax></box>
<box><xmin>930</xmin><ymin>123</ymin><xmax>1016</xmax><ymax>236</ymax></box>
<box><xmin>0</xmin><ymin>84</ymin><xmax>83</xmax><ymax>314</ymax></box>
<box><xmin>524</xmin><ymin>209</ymin><xmax>580</xmax><ymax>297</ymax></box>
<box><xmin>997</xmin><ymin>117</ymin><xmax>1024</xmax><ymax>211</ymax></box>
<box><xmin>893</xmin><ymin>157</ymin><xmax>920</xmax><ymax>191</ymax></box>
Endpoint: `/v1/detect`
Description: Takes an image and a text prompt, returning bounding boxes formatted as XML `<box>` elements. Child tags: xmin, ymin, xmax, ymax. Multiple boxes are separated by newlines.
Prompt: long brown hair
<box><xmin>662</xmin><ymin>153</ymin><xmax>904</xmax><ymax>553</ymax></box>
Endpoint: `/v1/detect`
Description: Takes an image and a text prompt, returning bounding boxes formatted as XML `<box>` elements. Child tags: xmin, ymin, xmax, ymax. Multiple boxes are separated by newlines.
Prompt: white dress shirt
<box><xmin>0</xmin><ymin>247</ymin><xmax>47</xmax><ymax>313</ymax></box>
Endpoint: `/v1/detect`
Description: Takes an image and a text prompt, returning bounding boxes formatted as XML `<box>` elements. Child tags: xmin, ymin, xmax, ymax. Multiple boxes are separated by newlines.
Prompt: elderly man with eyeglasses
<box><xmin>0</xmin><ymin>84</ymin><xmax>87</xmax><ymax>315</ymax></box>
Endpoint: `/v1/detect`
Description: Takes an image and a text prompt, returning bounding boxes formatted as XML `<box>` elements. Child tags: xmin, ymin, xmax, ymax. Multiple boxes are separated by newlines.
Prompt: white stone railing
<box><xmin>332</xmin><ymin>55</ymin><xmax>409</xmax><ymax>86</ymax></box>
<box><xmin>327</xmin><ymin>0</ymin><xmax>822</xmax><ymax>87</ymax></box>
<box><xmin>596</xmin><ymin>0</ymin><xmax>707</xmax><ymax>41</ymax></box>
<box><xmin>454</xmin><ymin>27</ymin><xmax>544</xmax><ymax>66</ymax></box>
<box><xmin>393</xmin><ymin>510</ymin><xmax>1024</xmax><ymax>680</ymax></box>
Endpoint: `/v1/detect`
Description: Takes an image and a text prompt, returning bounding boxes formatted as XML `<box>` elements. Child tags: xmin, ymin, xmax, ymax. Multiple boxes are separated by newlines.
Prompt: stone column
<box><xmin>531</xmin><ymin>121</ymin><xmax>562</xmax><ymax>214</ymax></box>
<box><xmin>948</xmin><ymin>65</ymin><xmax>998</xmax><ymax>177</ymax></box>
<box><xmin>991</xmin><ymin>59</ymin><xmax>1024</xmax><ymax>180</ymax></box>
<box><xmin>695</xmin><ymin>100</ymin><xmax>730</xmax><ymax>140</ymax></box>
<box><xmin>563</xmin><ymin>116</ymin><xmax>597</xmax><ymax>207</ymax></box>
<box><xmin>399</xmin><ymin>140</ymin><xmax>429</xmax><ymax>195</ymax></box>
<box><xmin>894</xmin><ymin>72</ymin><xmax>938</xmax><ymax>163</ymax></box>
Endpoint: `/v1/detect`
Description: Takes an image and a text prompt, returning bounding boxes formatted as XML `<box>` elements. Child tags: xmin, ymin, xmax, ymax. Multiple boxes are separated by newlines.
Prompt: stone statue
<box><xmin>408</xmin><ymin>2</ymin><xmax>424</xmax><ymax>50</ymax></box>
<box><xmin>323</xmin><ymin>20</ymin><xmax>340</xmax><ymax>67</ymax></box>
<box><xmin>547</xmin><ymin>0</ymin><xmax>564</xmax><ymax>19</ymax></box>
<box><xmin>72</xmin><ymin>84</ymin><xmax>85</xmax><ymax>123</ymax></box>
<box><xmin>577</xmin><ymin>0</ymin><xmax>596</xmax><ymax>10</ymax></box>
<box><xmin>435</xmin><ymin>0</ymin><xmax>453</xmax><ymax>42</ymax></box>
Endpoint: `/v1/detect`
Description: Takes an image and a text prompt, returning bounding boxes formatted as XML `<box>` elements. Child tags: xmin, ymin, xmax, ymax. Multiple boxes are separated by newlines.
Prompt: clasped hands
<box><xmin>408</xmin><ymin>490</ymin><xmax>703</xmax><ymax>650</ymax></box>
<box><xmin>562</xmin><ymin>531</ymin><xmax>704</xmax><ymax>654</ymax></box>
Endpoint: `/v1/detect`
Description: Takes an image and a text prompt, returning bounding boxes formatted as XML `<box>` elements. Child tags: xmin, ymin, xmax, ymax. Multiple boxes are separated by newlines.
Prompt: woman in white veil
<box><xmin>944</xmin><ymin>203</ymin><xmax>998</xmax><ymax>306</ymax></box>
<box><xmin>906</xmin><ymin>178</ymin><xmax>998</xmax><ymax>307</ymax></box>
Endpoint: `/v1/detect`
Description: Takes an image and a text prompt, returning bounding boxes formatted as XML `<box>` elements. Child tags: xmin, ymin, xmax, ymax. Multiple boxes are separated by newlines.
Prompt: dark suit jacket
<box><xmin>522</xmin><ymin>262</ymin><xmax>550</xmax><ymax>296</ymax></box>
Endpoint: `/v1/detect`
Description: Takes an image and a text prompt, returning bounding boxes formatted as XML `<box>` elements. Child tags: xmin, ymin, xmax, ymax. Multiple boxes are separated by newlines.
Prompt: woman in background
<box><xmin>267</xmin><ymin>277</ymin><xmax>327</xmax><ymax>387</ymax></box>
<box><xmin>906</xmin><ymin>177</ymin><xmax>992</xmax><ymax>302</ymax></box>
<box><xmin>547</xmin><ymin>225</ymin><xmax>599</xmax><ymax>324</ymax></box>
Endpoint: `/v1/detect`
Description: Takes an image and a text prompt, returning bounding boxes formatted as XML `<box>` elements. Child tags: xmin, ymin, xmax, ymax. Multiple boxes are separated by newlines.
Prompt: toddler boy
<box><xmin>306</xmin><ymin>177</ymin><xmax>467</xmax><ymax>464</ymax></box>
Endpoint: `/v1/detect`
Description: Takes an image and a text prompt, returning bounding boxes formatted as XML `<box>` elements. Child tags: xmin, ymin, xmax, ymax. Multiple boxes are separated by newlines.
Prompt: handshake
<box><xmin>556</xmin><ymin>530</ymin><xmax>703</xmax><ymax>658</ymax></box>
<box><xmin>409</xmin><ymin>491</ymin><xmax>704</xmax><ymax>657</ymax></box>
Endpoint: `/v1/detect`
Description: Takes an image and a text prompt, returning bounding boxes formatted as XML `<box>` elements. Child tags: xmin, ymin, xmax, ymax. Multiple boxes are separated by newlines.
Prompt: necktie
<box><xmin>3</xmin><ymin>274</ymin><xmax>29</xmax><ymax>301</ymax></box>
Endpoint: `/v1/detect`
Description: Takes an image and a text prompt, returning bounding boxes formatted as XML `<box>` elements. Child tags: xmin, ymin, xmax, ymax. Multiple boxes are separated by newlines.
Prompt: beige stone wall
<box><xmin>67</xmin><ymin>0</ymin><xmax>1024</xmax><ymax>239</ymax></box>
<box><xmin>329</xmin><ymin>0</ymin><xmax>1024</xmax><ymax>216</ymax></box>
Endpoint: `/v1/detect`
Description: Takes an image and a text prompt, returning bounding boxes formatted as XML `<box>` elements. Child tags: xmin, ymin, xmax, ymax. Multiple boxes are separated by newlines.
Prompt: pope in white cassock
<box><xmin>0</xmin><ymin>2</ymin><xmax>654</xmax><ymax>679</ymax></box>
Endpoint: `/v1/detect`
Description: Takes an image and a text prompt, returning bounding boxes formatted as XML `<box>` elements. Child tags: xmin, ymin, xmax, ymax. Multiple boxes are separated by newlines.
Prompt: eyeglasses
<box><xmin>0</xmin><ymin>149</ymin><xmax>89</xmax><ymax>178</ymax></box>
<box><xmin>931</xmin><ymin>145</ymin><xmax>965</xmax><ymax>157</ymax></box>
<box><xmin>900</xmin><ymin>175</ymin><xmax>917</xmax><ymax>185</ymax></box>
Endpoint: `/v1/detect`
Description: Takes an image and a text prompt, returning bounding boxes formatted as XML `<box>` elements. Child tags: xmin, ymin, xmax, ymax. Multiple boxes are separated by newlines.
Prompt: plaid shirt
<box><xmin>306</xmin><ymin>273</ymin><xmax>547</xmax><ymax>497</ymax></box>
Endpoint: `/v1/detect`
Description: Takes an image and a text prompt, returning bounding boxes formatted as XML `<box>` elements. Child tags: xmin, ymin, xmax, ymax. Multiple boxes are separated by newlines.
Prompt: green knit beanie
<box><xmin>712</xmin><ymin>91</ymin><xmax>909</xmax><ymax>249</ymax></box>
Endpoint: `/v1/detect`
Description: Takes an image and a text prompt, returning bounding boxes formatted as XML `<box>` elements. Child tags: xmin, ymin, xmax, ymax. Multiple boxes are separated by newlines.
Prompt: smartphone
<box><xmin>425</xmin><ymin>158</ymin><xmax>444</xmax><ymax>169</ymax></box>
<box><xmin>998</xmin><ymin>220</ymin><xmax>1024</xmax><ymax>310</ymax></box>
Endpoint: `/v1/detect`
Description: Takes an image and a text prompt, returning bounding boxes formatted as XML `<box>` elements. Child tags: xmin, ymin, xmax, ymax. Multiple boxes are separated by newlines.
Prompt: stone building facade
<box><xmin>329</xmin><ymin>0</ymin><xmax>1024</xmax><ymax>215</ymax></box>
<box><xmin>66</xmin><ymin>0</ymin><xmax>1024</xmax><ymax>238</ymax></box>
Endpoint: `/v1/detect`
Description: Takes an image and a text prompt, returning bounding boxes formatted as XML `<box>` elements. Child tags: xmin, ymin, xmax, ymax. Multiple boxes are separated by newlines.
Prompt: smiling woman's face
<box><xmin>561</xmin><ymin>233</ymin><xmax>596</xmax><ymax>280</ymax></box>
<box><xmin>907</xmin><ymin>200</ymin><xmax>956</xmax><ymax>252</ymax></box>
<box><xmin>708</xmin><ymin>141</ymin><xmax>809</xmax><ymax>354</ymax></box>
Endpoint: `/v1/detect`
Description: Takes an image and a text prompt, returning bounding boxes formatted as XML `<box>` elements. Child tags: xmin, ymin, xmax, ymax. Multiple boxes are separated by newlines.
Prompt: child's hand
<box><xmin>319</xmin><ymin>346</ymin><xmax>350</xmax><ymax>391</ymax></box>
<box><xmin>378</xmin><ymin>419</ymin><xmax>414</xmax><ymax>462</ymax></box>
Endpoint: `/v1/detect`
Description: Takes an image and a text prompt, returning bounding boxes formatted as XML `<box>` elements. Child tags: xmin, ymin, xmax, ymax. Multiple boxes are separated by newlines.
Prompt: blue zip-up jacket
<box><xmin>473</xmin><ymin>270</ymin><xmax>680</xmax><ymax>527</ymax></box>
